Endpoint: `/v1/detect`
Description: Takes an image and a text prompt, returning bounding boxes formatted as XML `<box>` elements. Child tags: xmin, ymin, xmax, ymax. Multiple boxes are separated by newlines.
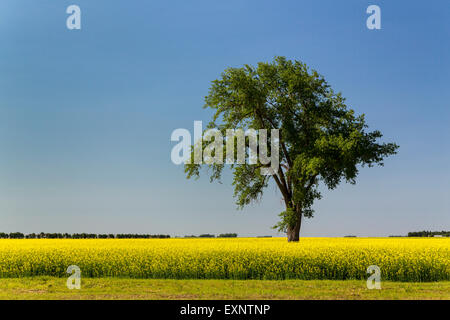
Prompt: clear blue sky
<box><xmin>0</xmin><ymin>0</ymin><xmax>449</xmax><ymax>237</ymax></box>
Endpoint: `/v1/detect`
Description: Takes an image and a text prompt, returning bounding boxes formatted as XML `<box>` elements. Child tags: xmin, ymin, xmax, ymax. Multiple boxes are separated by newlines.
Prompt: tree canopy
<box><xmin>185</xmin><ymin>56</ymin><xmax>399</xmax><ymax>241</ymax></box>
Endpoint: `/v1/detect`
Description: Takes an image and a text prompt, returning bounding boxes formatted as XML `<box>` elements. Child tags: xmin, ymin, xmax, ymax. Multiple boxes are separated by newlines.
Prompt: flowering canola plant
<box><xmin>0</xmin><ymin>238</ymin><xmax>448</xmax><ymax>281</ymax></box>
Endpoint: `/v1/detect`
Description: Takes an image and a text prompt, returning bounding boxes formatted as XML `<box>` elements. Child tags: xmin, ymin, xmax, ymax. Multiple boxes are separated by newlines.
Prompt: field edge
<box><xmin>0</xmin><ymin>277</ymin><xmax>449</xmax><ymax>300</ymax></box>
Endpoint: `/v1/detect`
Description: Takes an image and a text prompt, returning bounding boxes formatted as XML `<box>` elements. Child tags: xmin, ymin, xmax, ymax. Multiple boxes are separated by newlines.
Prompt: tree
<box><xmin>184</xmin><ymin>57</ymin><xmax>399</xmax><ymax>242</ymax></box>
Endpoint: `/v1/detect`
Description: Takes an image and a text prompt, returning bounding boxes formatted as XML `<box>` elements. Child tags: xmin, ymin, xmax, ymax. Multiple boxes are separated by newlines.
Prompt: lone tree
<box><xmin>185</xmin><ymin>57</ymin><xmax>398</xmax><ymax>242</ymax></box>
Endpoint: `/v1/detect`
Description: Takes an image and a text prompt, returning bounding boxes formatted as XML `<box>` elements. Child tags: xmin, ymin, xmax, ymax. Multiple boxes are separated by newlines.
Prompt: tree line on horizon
<box><xmin>0</xmin><ymin>232</ymin><xmax>239</xmax><ymax>239</ymax></box>
<box><xmin>0</xmin><ymin>232</ymin><xmax>171</xmax><ymax>239</ymax></box>
<box><xmin>183</xmin><ymin>233</ymin><xmax>238</xmax><ymax>238</ymax></box>
<box><xmin>1</xmin><ymin>231</ymin><xmax>447</xmax><ymax>239</ymax></box>
<box><xmin>407</xmin><ymin>231</ymin><xmax>450</xmax><ymax>237</ymax></box>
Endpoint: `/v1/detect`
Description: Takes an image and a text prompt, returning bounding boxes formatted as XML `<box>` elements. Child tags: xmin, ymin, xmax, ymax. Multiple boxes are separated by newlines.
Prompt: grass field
<box><xmin>0</xmin><ymin>278</ymin><xmax>449</xmax><ymax>300</ymax></box>
<box><xmin>0</xmin><ymin>238</ymin><xmax>448</xmax><ymax>281</ymax></box>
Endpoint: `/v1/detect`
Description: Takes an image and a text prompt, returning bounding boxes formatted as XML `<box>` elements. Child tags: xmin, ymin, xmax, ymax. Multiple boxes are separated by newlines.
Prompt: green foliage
<box><xmin>273</xmin><ymin>208</ymin><xmax>298</xmax><ymax>232</ymax></box>
<box><xmin>185</xmin><ymin>57</ymin><xmax>399</xmax><ymax>236</ymax></box>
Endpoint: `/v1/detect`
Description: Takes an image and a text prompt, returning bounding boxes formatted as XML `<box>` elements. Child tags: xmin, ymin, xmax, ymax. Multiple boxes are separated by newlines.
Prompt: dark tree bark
<box><xmin>287</xmin><ymin>209</ymin><xmax>302</xmax><ymax>242</ymax></box>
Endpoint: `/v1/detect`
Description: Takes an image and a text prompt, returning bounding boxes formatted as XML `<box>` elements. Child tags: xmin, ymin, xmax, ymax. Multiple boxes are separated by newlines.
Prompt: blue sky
<box><xmin>0</xmin><ymin>0</ymin><xmax>449</xmax><ymax>237</ymax></box>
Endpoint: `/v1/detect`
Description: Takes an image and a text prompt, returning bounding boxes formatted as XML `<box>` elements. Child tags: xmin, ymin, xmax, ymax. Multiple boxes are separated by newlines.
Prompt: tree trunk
<box><xmin>287</xmin><ymin>210</ymin><xmax>302</xmax><ymax>242</ymax></box>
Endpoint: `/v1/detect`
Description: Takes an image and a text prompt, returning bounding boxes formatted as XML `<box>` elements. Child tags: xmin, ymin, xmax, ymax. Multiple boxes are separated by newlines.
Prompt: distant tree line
<box><xmin>219</xmin><ymin>233</ymin><xmax>238</xmax><ymax>238</ymax></box>
<box><xmin>0</xmin><ymin>232</ymin><xmax>170</xmax><ymax>239</ymax></box>
<box><xmin>184</xmin><ymin>233</ymin><xmax>238</xmax><ymax>238</ymax></box>
<box><xmin>407</xmin><ymin>231</ymin><xmax>450</xmax><ymax>237</ymax></box>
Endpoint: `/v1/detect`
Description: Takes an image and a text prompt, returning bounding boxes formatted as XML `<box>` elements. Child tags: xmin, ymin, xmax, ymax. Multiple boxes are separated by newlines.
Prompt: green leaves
<box><xmin>273</xmin><ymin>208</ymin><xmax>298</xmax><ymax>232</ymax></box>
<box><xmin>232</xmin><ymin>164</ymin><xmax>268</xmax><ymax>208</ymax></box>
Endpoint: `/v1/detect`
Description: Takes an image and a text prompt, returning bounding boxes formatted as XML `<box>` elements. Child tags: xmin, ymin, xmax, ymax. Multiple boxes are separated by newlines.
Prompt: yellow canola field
<box><xmin>0</xmin><ymin>237</ymin><xmax>448</xmax><ymax>281</ymax></box>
